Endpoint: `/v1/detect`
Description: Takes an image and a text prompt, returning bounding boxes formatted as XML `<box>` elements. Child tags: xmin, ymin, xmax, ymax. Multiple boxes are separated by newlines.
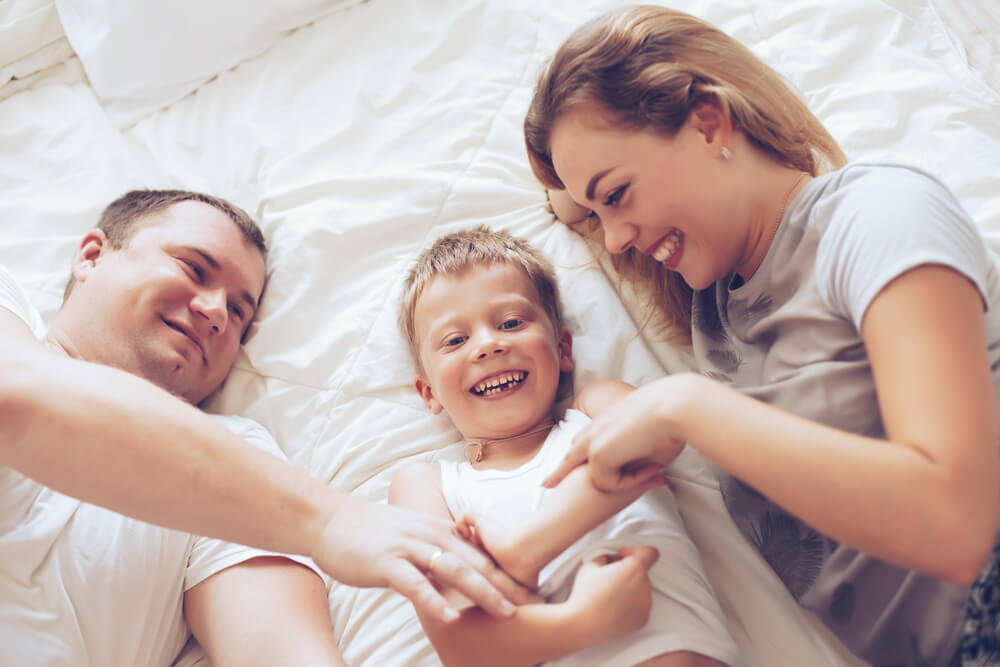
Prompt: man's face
<box><xmin>69</xmin><ymin>201</ymin><xmax>266</xmax><ymax>404</ymax></box>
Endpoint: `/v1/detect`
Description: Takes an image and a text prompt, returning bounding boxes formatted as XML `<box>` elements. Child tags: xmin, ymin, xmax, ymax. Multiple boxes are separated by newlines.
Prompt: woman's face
<box><xmin>549</xmin><ymin>108</ymin><xmax>746</xmax><ymax>290</ymax></box>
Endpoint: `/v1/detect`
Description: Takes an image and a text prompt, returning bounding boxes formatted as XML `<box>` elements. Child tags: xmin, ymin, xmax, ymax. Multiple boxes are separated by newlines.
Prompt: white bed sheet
<box><xmin>2</xmin><ymin>1</ymin><xmax>998</xmax><ymax>665</ymax></box>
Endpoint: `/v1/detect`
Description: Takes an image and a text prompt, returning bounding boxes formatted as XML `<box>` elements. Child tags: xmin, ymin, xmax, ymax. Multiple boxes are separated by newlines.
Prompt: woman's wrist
<box><xmin>653</xmin><ymin>371</ymin><xmax>708</xmax><ymax>446</ymax></box>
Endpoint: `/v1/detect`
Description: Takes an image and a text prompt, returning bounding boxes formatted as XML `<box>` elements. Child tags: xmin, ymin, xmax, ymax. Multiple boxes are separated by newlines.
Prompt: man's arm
<box><xmin>0</xmin><ymin>307</ymin><xmax>534</xmax><ymax>622</ymax></box>
<box><xmin>185</xmin><ymin>557</ymin><xmax>345</xmax><ymax>667</ymax></box>
<box><xmin>389</xmin><ymin>462</ymin><xmax>658</xmax><ymax>667</ymax></box>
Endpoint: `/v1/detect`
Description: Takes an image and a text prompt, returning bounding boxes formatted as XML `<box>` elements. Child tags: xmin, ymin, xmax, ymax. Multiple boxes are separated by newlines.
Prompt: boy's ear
<box><xmin>72</xmin><ymin>229</ymin><xmax>110</xmax><ymax>285</ymax></box>
<box><xmin>557</xmin><ymin>327</ymin><xmax>574</xmax><ymax>373</ymax></box>
<box><xmin>414</xmin><ymin>375</ymin><xmax>444</xmax><ymax>415</ymax></box>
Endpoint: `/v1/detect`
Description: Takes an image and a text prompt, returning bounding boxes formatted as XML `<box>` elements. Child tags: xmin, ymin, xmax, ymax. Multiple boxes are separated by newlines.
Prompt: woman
<box><xmin>525</xmin><ymin>5</ymin><xmax>1000</xmax><ymax>666</ymax></box>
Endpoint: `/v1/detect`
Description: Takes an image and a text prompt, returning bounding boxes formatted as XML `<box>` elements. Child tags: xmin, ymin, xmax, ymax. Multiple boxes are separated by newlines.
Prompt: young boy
<box><xmin>391</xmin><ymin>227</ymin><xmax>738</xmax><ymax>666</ymax></box>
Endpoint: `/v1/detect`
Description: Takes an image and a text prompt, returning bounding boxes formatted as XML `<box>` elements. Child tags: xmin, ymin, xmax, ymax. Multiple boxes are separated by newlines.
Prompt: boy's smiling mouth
<box><xmin>471</xmin><ymin>370</ymin><xmax>527</xmax><ymax>396</ymax></box>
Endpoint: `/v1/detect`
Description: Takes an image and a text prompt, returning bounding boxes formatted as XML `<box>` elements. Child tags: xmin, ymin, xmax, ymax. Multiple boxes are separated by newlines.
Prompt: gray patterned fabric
<box><xmin>691</xmin><ymin>162</ymin><xmax>1000</xmax><ymax>666</ymax></box>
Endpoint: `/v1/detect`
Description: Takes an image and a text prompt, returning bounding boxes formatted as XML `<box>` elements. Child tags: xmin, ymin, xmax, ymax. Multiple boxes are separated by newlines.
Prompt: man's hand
<box><xmin>314</xmin><ymin>494</ymin><xmax>541</xmax><ymax>624</ymax></box>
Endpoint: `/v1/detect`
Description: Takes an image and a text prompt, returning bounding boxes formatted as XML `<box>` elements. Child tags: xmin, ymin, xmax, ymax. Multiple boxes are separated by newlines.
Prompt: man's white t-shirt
<box><xmin>0</xmin><ymin>265</ymin><xmax>317</xmax><ymax>667</ymax></box>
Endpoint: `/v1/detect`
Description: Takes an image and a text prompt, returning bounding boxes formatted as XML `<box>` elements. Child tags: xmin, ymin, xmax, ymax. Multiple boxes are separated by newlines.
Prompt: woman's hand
<box><xmin>544</xmin><ymin>373</ymin><xmax>707</xmax><ymax>492</ymax></box>
<box><xmin>566</xmin><ymin>547</ymin><xmax>659</xmax><ymax>643</ymax></box>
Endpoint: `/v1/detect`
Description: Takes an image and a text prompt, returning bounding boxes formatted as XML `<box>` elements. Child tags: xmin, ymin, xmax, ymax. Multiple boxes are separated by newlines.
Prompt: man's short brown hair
<box><xmin>64</xmin><ymin>189</ymin><xmax>265</xmax><ymax>300</ymax></box>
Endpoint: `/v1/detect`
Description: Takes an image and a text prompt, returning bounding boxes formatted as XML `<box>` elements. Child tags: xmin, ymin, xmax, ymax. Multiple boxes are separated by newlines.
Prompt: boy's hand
<box><xmin>567</xmin><ymin>547</ymin><xmax>659</xmax><ymax>642</ymax></box>
<box><xmin>457</xmin><ymin>511</ymin><xmax>540</xmax><ymax>590</ymax></box>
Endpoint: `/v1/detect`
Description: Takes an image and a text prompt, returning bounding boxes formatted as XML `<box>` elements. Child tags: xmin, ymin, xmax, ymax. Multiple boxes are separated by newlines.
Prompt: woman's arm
<box><xmin>548</xmin><ymin>266</ymin><xmax>998</xmax><ymax>585</ymax></box>
<box><xmin>389</xmin><ymin>462</ymin><xmax>658</xmax><ymax>666</ymax></box>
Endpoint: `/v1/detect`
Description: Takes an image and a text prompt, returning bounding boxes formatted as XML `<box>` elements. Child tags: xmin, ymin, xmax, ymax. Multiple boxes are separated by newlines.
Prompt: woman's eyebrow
<box><xmin>586</xmin><ymin>168</ymin><xmax>614</xmax><ymax>201</ymax></box>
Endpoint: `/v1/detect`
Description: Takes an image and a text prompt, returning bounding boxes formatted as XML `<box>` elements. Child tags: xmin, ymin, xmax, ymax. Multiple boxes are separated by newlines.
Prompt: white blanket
<box><xmin>2</xmin><ymin>1</ymin><xmax>998</xmax><ymax>665</ymax></box>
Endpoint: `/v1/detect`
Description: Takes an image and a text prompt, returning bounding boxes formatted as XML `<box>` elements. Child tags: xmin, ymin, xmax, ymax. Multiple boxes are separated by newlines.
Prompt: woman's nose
<box><xmin>602</xmin><ymin>218</ymin><xmax>637</xmax><ymax>254</ymax></box>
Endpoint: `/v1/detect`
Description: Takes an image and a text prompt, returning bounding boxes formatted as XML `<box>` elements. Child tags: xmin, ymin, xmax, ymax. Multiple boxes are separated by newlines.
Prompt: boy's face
<box><xmin>413</xmin><ymin>262</ymin><xmax>573</xmax><ymax>441</ymax></box>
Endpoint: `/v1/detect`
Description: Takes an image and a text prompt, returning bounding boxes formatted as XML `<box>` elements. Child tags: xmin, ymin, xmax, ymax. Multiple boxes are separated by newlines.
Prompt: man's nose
<box><xmin>192</xmin><ymin>287</ymin><xmax>228</xmax><ymax>335</ymax></box>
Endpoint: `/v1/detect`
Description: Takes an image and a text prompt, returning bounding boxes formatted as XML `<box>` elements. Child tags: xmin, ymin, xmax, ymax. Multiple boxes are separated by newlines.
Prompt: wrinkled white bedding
<box><xmin>2</xmin><ymin>1</ymin><xmax>998</xmax><ymax>665</ymax></box>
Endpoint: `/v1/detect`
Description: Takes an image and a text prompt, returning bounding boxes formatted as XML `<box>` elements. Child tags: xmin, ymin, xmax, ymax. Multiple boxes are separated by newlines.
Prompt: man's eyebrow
<box><xmin>585</xmin><ymin>168</ymin><xmax>614</xmax><ymax>202</ymax></box>
<box><xmin>186</xmin><ymin>247</ymin><xmax>258</xmax><ymax>313</ymax></box>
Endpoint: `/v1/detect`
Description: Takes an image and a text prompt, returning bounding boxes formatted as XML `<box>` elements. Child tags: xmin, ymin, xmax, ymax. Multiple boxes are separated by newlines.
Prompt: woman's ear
<box><xmin>558</xmin><ymin>327</ymin><xmax>574</xmax><ymax>373</ymax></box>
<box><xmin>71</xmin><ymin>229</ymin><xmax>110</xmax><ymax>284</ymax></box>
<box><xmin>414</xmin><ymin>376</ymin><xmax>444</xmax><ymax>414</ymax></box>
<box><xmin>688</xmin><ymin>97</ymin><xmax>732</xmax><ymax>153</ymax></box>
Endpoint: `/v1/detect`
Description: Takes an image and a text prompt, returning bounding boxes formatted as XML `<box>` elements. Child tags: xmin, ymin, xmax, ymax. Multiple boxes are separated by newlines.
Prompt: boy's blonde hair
<box><xmin>523</xmin><ymin>5</ymin><xmax>847</xmax><ymax>342</ymax></box>
<box><xmin>399</xmin><ymin>226</ymin><xmax>565</xmax><ymax>373</ymax></box>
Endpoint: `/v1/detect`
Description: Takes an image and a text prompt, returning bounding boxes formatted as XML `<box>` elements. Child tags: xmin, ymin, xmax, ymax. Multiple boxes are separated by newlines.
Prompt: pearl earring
<box><xmin>721</xmin><ymin>146</ymin><xmax>732</xmax><ymax>161</ymax></box>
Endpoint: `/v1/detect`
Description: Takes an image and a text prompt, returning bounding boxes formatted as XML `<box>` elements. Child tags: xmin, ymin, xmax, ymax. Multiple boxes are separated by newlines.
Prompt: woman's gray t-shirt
<box><xmin>691</xmin><ymin>162</ymin><xmax>1000</xmax><ymax>666</ymax></box>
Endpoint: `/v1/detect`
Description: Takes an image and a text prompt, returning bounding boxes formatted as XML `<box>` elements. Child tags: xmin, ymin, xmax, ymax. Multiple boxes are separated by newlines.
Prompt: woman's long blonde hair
<box><xmin>524</xmin><ymin>5</ymin><xmax>846</xmax><ymax>342</ymax></box>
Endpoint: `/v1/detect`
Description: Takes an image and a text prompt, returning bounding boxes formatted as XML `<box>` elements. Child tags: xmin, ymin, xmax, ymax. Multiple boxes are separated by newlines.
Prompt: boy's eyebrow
<box><xmin>183</xmin><ymin>246</ymin><xmax>260</xmax><ymax>313</ymax></box>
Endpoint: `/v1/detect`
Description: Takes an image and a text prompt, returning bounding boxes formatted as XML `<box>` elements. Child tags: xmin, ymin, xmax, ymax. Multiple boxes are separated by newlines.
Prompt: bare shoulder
<box><xmin>391</xmin><ymin>461</ymin><xmax>442</xmax><ymax>491</ymax></box>
<box><xmin>388</xmin><ymin>460</ymin><xmax>449</xmax><ymax>517</ymax></box>
<box><xmin>571</xmin><ymin>379</ymin><xmax>635</xmax><ymax>418</ymax></box>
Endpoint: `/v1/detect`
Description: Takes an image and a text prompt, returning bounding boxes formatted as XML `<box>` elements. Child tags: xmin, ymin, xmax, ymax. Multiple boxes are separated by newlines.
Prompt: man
<box><xmin>0</xmin><ymin>190</ymin><xmax>531</xmax><ymax>666</ymax></box>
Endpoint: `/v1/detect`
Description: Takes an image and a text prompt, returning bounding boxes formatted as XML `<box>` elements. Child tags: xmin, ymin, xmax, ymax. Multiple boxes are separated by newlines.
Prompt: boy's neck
<box><xmin>464</xmin><ymin>420</ymin><xmax>555</xmax><ymax>470</ymax></box>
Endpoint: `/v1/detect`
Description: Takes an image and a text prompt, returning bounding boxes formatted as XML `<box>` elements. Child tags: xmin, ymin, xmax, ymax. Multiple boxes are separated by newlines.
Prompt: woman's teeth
<box><xmin>652</xmin><ymin>229</ymin><xmax>683</xmax><ymax>263</ymax></box>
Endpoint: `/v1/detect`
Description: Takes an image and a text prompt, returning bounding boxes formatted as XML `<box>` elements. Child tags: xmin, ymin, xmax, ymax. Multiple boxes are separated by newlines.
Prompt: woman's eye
<box><xmin>500</xmin><ymin>319</ymin><xmax>522</xmax><ymax>330</ymax></box>
<box><xmin>603</xmin><ymin>186</ymin><xmax>626</xmax><ymax>207</ymax></box>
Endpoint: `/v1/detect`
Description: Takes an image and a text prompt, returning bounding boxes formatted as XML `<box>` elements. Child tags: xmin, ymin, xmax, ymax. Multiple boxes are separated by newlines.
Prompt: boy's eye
<box><xmin>445</xmin><ymin>335</ymin><xmax>466</xmax><ymax>347</ymax></box>
<box><xmin>500</xmin><ymin>319</ymin><xmax>522</xmax><ymax>330</ymax></box>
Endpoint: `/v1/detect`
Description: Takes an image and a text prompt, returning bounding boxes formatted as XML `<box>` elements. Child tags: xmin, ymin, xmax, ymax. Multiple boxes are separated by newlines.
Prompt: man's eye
<box><xmin>182</xmin><ymin>259</ymin><xmax>204</xmax><ymax>279</ymax></box>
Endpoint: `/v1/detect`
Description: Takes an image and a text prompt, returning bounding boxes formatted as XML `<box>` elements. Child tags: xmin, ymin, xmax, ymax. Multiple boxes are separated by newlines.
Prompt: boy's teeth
<box><xmin>473</xmin><ymin>371</ymin><xmax>525</xmax><ymax>395</ymax></box>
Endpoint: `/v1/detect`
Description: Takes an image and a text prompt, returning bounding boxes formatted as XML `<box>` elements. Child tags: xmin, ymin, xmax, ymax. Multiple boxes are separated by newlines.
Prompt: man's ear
<box><xmin>557</xmin><ymin>327</ymin><xmax>574</xmax><ymax>373</ymax></box>
<box><xmin>414</xmin><ymin>375</ymin><xmax>444</xmax><ymax>415</ymax></box>
<box><xmin>688</xmin><ymin>97</ymin><xmax>732</xmax><ymax>151</ymax></box>
<box><xmin>71</xmin><ymin>229</ymin><xmax>110</xmax><ymax>285</ymax></box>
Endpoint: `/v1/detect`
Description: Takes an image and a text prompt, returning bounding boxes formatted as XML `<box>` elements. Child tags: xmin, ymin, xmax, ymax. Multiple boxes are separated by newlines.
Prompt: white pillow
<box><xmin>53</xmin><ymin>0</ymin><xmax>361</xmax><ymax>127</ymax></box>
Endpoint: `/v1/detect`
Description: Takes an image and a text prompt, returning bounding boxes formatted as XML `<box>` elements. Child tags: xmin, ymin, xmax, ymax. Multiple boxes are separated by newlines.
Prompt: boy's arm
<box><xmin>185</xmin><ymin>557</ymin><xmax>346</xmax><ymax>667</ymax></box>
<box><xmin>466</xmin><ymin>380</ymin><xmax>664</xmax><ymax>587</ymax></box>
<box><xmin>416</xmin><ymin>548</ymin><xmax>657</xmax><ymax>667</ymax></box>
<box><xmin>389</xmin><ymin>462</ymin><xmax>658</xmax><ymax>666</ymax></box>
